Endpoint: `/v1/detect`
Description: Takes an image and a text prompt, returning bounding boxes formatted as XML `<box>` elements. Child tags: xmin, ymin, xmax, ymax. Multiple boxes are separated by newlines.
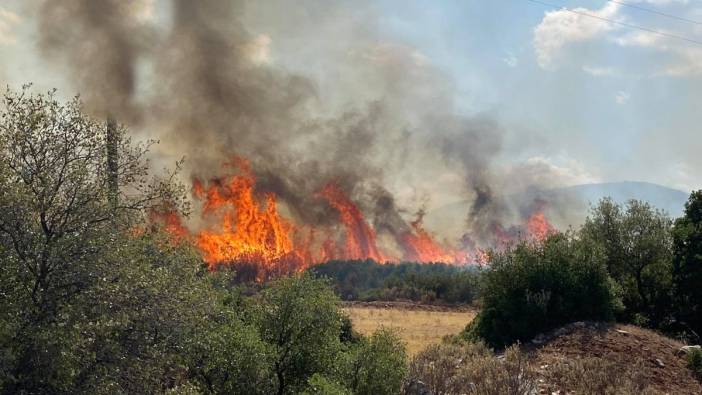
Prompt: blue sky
<box><xmin>368</xmin><ymin>0</ymin><xmax>702</xmax><ymax>191</ymax></box>
<box><xmin>1</xmin><ymin>0</ymin><xmax>701</xmax><ymax>193</ymax></box>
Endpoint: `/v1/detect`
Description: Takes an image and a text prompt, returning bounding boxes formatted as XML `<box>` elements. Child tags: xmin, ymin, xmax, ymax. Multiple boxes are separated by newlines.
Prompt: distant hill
<box><xmin>424</xmin><ymin>182</ymin><xmax>691</xmax><ymax>235</ymax></box>
<box><xmin>544</xmin><ymin>181</ymin><xmax>689</xmax><ymax>216</ymax></box>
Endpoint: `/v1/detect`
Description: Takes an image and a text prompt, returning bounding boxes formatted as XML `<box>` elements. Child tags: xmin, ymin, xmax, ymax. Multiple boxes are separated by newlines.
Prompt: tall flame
<box><xmin>192</xmin><ymin>159</ymin><xmax>309</xmax><ymax>278</ymax></box>
<box><xmin>526</xmin><ymin>210</ymin><xmax>555</xmax><ymax>242</ymax></box>
<box><xmin>401</xmin><ymin>212</ymin><xmax>468</xmax><ymax>263</ymax></box>
<box><xmin>318</xmin><ymin>182</ymin><xmax>387</xmax><ymax>262</ymax></box>
<box><xmin>148</xmin><ymin>158</ymin><xmax>557</xmax><ymax>280</ymax></box>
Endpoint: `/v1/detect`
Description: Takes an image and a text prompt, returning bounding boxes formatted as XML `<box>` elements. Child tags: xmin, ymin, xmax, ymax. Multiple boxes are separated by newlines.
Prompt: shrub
<box><xmin>581</xmin><ymin>198</ymin><xmax>673</xmax><ymax>328</ymax></box>
<box><xmin>673</xmin><ymin>191</ymin><xmax>702</xmax><ymax>340</ymax></box>
<box><xmin>543</xmin><ymin>357</ymin><xmax>661</xmax><ymax>394</ymax></box>
<box><xmin>689</xmin><ymin>348</ymin><xmax>702</xmax><ymax>379</ymax></box>
<box><xmin>301</xmin><ymin>374</ymin><xmax>351</xmax><ymax>395</ymax></box>
<box><xmin>343</xmin><ymin>328</ymin><xmax>407</xmax><ymax>395</ymax></box>
<box><xmin>465</xmin><ymin>233</ymin><xmax>618</xmax><ymax>347</ymax></box>
<box><xmin>404</xmin><ymin>341</ymin><xmax>536</xmax><ymax>395</ymax></box>
<box><xmin>255</xmin><ymin>274</ymin><xmax>344</xmax><ymax>394</ymax></box>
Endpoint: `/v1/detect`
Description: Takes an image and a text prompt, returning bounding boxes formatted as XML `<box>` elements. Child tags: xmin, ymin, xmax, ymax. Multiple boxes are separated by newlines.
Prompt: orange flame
<box><xmin>526</xmin><ymin>209</ymin><xmax>555</xmax><ymax>242</ymax></box>
<box><xmin>318</xmin><ymin>182</ymin><xmax>387</xmax><ymax>262</ymax></box>
<box><xmin>149</xmin><ymin>158</ymin><xmax>558</xmax><ymax>278</ymax></box>
<box><xmin>148</xmin><ymin>204</ymin><xmax>189</xmax><ymax>242</ymax></box>
<box><xmin>401</xmin><ymin>213</ymin><xmax>468</xmax><ymax>264</ymax></box>
<box><xmin>192</xmin><ymin>159</ymin><xmax>309</xmax><ymax>279</ymax></box>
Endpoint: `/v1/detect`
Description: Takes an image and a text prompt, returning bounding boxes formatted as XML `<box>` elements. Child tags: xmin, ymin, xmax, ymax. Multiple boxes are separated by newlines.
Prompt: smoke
<box><xmin>38</xmin><ymin>0</ymin><xmax>152</xmax><ymax>121</ymax></box>
<box><xmin>34</xmin><ymin>0</ymin><xmax>562</xmax><ymax>250</ymax></box>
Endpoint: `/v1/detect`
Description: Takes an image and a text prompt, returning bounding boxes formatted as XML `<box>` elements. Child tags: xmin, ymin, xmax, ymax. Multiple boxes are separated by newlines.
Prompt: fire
<box><xmin>148</xmin><ymin>204</ymin><xmax>189</xmax><ymax>242</ymax></box>
<box><xmin>192</xmin><ymin>159</ymin><xmax>309</xmax><ymax>278</ymax></box>
<box><xmin>401</xmin><ymin>212</ymin><xmax>468</xmax><ymax>263</ymax></box>
<box><xmin>148</xmin><ymin>158</ymin><xmax>557</xmax><ymax>279</ymax></box>
<box><xmin>526</xmin><ymin>210</ymin><xmax>555</xmax><ymax>242</ymax></box>
<box><xmin>318</xmin><ymin>182</ymin><xmax>387</xmax><ymax>262</ymax></box>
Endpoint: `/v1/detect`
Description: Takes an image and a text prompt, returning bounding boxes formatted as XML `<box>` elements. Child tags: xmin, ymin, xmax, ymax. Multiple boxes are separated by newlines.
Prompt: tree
<box><xmin>0</xmin><ymin>88</ymin><xmax>188</xmax><ymax>392</ymax></box>
<box><xmin>256</xmin><ymin>274</ymin><xmax>344</xmax><ymax>395</ymax></box>
<box><xmin>672</xmin><ymin>190</ymin><xmax>702</xmax><ymax>341</ymax></box>
<box><xmin>465</xmin><ymin>232</ymin><xmax>617</xmax><ymax>347</ymax></box>
<box><xmin>342</xmin><ymin>328</ymin><xmax>407</xmax><ymax>395</ymax></box>
<box><xmin>580</xmin><ymin>198</ymin><xmax>673</xmax><ymax>326</ymax></box>
<box><xmin>0</xmin><ymin>87</ymin><xmax>186</xmax><ymax>317</ymax></box>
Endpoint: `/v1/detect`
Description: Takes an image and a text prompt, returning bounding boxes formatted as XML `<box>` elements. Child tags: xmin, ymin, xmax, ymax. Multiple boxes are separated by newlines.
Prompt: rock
<box><xmin>677</xmin><ymin>345</ymin><xmax>701</xmax><ymax>356</ymax></box>
<box><xmin>404</xmin><ymin>379</ymin><xmax>431</xmax><ymax>395</ymax></box>
<box><xmin>532</xmin><ymin>333</ymin><xmax>547</xmax><ymax>345</ymax></box>
<box><xmin>654</xmin><ymin>358</ymin><xmax>665</xmax><ymax>368</ymax></box>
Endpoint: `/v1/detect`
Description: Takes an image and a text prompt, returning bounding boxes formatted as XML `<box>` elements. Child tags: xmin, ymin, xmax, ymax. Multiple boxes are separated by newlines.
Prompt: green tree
<box><xmin>672</xmin><ymin>190</ymin><xmax>702</xmax><ymax>341</ymax></box>
<box><xmin>342</xmin><ymin>328</ymin><xmax>407</xmax><ymax>395</ymax></box>
<box><xmin>580</xmin><ymin>198</ymin><xmax>673</xmax><ymax>326</ymax></box>
<box><xmin>465</xmin><ymin>233</ymin><xmax>617</xmax><ymax>347</ymax></box>
<box><xmin>256</xmin><ymin>274</ymin><xmax>344</xmax><ymax>395</ymax></box>
<box><xmin>0</xmin><ymin>88</ymin><xmax>191</xmax><ymax>392</ymax></box>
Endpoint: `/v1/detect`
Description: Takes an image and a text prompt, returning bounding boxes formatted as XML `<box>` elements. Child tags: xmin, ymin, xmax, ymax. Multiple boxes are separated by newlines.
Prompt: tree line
<box><xmin>465</xmin><ymin>194</ymin><xmax>702</xmax><ymax>348</ymax></box>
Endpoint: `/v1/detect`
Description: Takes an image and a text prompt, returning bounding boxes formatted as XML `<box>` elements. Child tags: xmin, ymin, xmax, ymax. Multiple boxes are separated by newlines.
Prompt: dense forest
<box><xmin>1</xmin><ymin>89</ymin><xmax>702</xmax><ymax>393</ymax></box>
<box><xmin>309</xmin><ymin>260</ymin><xmax>481</xmax><ymax>304</ymax></box>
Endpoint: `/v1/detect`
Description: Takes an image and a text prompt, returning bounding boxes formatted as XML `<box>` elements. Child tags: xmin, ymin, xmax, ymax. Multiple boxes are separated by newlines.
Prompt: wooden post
<box><xmin>106</xmin><ymin>117</ymin><xmax>119</xmax><ymax>211</ymax></box>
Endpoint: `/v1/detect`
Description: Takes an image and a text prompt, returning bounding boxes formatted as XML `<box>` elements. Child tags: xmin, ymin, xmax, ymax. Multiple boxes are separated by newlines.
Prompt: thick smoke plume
<box><xmin>35</xmin><ymin>0</ymin><xmax>564</xmax><ymax>253</ymax></box>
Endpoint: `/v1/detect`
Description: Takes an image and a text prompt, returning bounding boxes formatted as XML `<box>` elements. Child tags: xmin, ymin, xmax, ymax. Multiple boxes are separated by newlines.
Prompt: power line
<box><xmin>526</xmin><ymin>0</ymin><xmax>702</xmax><ymax>46</ymax></box>
<box><xmin>607</xmin><ymin>0</ymin><xmax>702</xmax><ymax>26</ymax></box>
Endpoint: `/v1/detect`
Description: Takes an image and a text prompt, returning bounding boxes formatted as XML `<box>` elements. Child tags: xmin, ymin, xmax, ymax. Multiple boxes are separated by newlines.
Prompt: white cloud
<box><xmin>532</xmin><ymin>0</ymin><xmax>702</xmax><ymax>76</ymax></box>
<box><xmin>533</xmin><ymin>2</ymin><xmax>620</xmax><ymax>69</ymax></box>
<box><xmin>615</xmin><ymin>91</ymin><xmax>630</xmax><ymax>104</ymax></box>
<box><xmin>0</xmin><ymin>7</ymin><xmax>21</xmax><ymax>45</ymax></box>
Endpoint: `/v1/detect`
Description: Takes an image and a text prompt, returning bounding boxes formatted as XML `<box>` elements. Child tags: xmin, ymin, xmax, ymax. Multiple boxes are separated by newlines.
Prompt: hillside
<box><xmin>532</xmin><ymin>322</ymin><xmax>702</xmax><ymax>394</ymax></box>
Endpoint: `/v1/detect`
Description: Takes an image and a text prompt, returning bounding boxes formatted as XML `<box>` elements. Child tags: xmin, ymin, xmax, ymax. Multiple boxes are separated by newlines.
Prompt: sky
<box><xmin>0</xmin><ymin>0</ymin><xmax>701</xmax><ymax>194</ymax></box>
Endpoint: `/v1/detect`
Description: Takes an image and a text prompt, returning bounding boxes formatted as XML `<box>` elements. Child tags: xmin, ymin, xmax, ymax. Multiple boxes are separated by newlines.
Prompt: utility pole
<box><xmin>106</xmin><ymin>117</ymin><xmax>119</xmax><ymax>211</ymax></box>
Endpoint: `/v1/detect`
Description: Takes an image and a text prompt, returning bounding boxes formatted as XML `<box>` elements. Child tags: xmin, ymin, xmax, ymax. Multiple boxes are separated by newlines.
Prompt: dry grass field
<box><xmin>343</xmin><ymin>302</ymin><xmax>477</xmax><ymax>355</ymax></box>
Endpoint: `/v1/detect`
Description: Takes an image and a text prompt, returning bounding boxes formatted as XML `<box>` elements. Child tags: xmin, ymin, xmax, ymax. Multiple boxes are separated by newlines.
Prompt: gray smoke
<box><xmin>35</xmin><ymin>0</ymin><xmax>562</xmax><ymax>250</ymax></box>
<box><xmin>38</xmin><ymin>0</ymin><xmax>151</xmax><ymax>121</ymax></box>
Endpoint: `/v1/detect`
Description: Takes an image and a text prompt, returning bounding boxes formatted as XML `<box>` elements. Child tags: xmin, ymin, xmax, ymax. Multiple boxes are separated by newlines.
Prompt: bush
<box><xmin>255</xmin><ymin>274</ymin><xmax>345</xmax><ymax>394</ymax></box>
<box><xmin>404</xmin><ymin>341</ymin><xmax>536</xmax><ymax>395</ymax></box>
<box><xmin>581</xmin><ymin>198</ymin><xmax>673</xmax><ymax>328</ymax></box>
<box><xmin>689</xmin><ymin>348</ymin><xmax>702</xmax><ymax>380</ymax></box>
<box><xmin>301</xmin><ymin>374</ymin><xmax>351</xmax><ymax>395</ymax></box>
<box><xmin>465</xmin><ymin>233</ymin><xmax>618</xmax><ymax>347</ymax></box>
<box><xmin>543</xmin><ymin>357</ymin><xmax>661</xmax><ymax>394</ymax></box>
<box><xmin>342</xmin><ymin>328</ymin><xmax>407</xmax><ymax>395</ymax></box>
<box><xmin>673</xmin><ymin>191</ymin><xmax>702</xmax><ymax>340</ymax></box>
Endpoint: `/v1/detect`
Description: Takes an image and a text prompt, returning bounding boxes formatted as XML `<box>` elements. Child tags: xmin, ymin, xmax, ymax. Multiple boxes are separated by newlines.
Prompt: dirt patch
<box><xmin>531</xmin><ymin>322</ymin><xmax>702</xmax><ymax>394</ymax></box>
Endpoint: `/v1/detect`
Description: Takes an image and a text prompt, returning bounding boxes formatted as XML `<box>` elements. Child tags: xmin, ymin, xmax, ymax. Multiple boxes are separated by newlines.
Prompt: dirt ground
<box><xmin>532</xmin><ymin>322</ymin><xmax>702</xmax><ymax>394</ymax></box>
<box><xmin>342</xmin><ymin>301</ymin><xmax>476</xmax><ymax>355</ymax></box>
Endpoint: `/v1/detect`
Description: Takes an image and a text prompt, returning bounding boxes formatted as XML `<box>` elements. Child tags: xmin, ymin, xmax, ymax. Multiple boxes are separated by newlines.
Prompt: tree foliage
<box><xmin>672</xmin><ymin>190</ymin><xmax>702</xmax><ymax>340</ymax></box>
<box><xmin>311</xmin><ymin>260</ymin><xmax>481</xmax><ymax>304</ymax></box>
<box><xmin>255</xmin><ymin>274</ymin><xmax>344</xmax><ymax>395</ymax></box>
<box><xmin>465</xmin><ymin>233</ymin><xmax>617</xmax><ymax>347</ymax></box>
<box><xmin>0</xmin><ymin>88</ymin><xmax>409</xmax><ymax>394</ymax></box>
<box><xmin>580</xmin><ymin>198</ymin><xmax>673</xmax><ymax>327</ymax></box>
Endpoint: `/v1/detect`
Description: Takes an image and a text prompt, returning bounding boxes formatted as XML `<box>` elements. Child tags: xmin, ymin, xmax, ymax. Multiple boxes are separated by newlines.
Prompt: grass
<box><xmin>343</xmin><ymin>304</ymin><xmax>476</xmax><ymax>355</ymax></box>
